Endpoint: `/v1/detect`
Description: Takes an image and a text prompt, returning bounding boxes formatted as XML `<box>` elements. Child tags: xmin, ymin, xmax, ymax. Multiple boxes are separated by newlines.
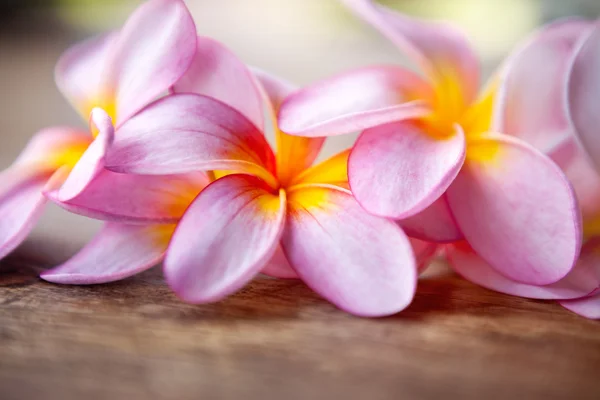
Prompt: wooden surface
<box><xmin>1</xmin><ymin>259</ymin><xmax>599</xmax><ymax>400</ymax></box>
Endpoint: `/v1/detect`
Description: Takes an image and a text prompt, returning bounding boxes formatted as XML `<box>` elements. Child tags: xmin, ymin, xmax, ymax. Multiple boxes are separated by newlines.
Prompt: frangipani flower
<box><xmin>0</xmin><ymin>0</ymin><xmax>197</xmax><ymax>260</ymax></box>
<box><xmin>444</xmin><ymin>20</ymin><xmax>600</xmax><ymax>319</ymax></box>
<box><xmin>103</xmin><ymin>39</ymin><xmax>419</xmax><ymax>317</ymax></box>
<box><xmin>277</xmin><ymin>0</ymin><xmax>581</xmax><ymax>287</ymax></box>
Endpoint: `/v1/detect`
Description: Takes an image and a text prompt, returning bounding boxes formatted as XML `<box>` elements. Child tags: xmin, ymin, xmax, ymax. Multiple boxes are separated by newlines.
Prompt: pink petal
<box><xmin>47</xmin><ymin>171</ymin><xmax>209</xmax><ymax>223</ymax></box>
<box><xmin>409</xmin><ymin>237</ymin><xmax>438</xmax><ymax>273</ymax></box>
<box><xmin>398</xmin><ymin>194</ymin><xmax>463</xmax><ymax>243</ymax></box>
<box><xmin>567</xmin><ymin>24</ymin><xmax>600</xmax><ymax>171</ymax></box>
<box><xmin>173</xmin><ymin>36</ymin><xmax>263</xmax><ymax>130</ymax></box>
<box><xmin>103</xmin><ymin>0</ymin><xmax>197</xmax><ymax>125</ymax></box>
<box><xmin>261</xmin><ymin>246</ymin><xmax>299</xmax><ymax>279</ymax></box>
<box><xmin>446</xmin><ymin>241</ymin><xmax>598</xmax><ymax>300</ymax></box>
<box><xmin>253</xmin><ymin>68</ymin><xmax>326</xmax><ymax>184</ymax></box>
<box><xmin>495</xmin><ymin>19</ymin><xmax>592</xmax><ymax>152</ymax></box>
<box><xmin>447</xmin><ymin>134</ymin><xmax>581</xmax><ymax>285</ymax></box>
<box><xmin>14</xmin><ymin>126</ymin><xmax>90</xmax><ymax>169</ymax></box>
<box><xmin>0</xmin><ymin>167</ymin><xmax>49</xmax><ymax>259</ymax></box>
<box><xmin>55</xmin><ymin>33</ymin><xmax>116</xmax><ymax>119</ymax></box>
<box><xmin>282</xmin><ymin>184</ymin><xmax>417</xmax><ymax>317</ymax></box>
<box><xmin>164</xmin><ymin>174</ymin><xmax>286</xmax><ymax>303</ymax></box>
<box><xmin>41</xmin><ymin>223</ymin><xmax>173</xmax><ymax>284</ymax></box>
<box><xmin>560</xmin><ymin>293</ymin><xmax>600</xmax><ymax>319</ymax></box>
<box><xmin>105</xmin><ymin>94</ymin><xmax>276</xmax><ymax>184</ymax></box>
<box><xmin>349</xmin><ymin>121</ymin><xmax>465</xmax><ymax>219</ymax></box>
<box><xmin>340</xmin><ymin>0</ymin><xmax>480</xmax><ymax>104</ymax></box>
<box><xmin>278</xmin><ymin>66</ymin><xmax>430</xmax><ymax>137</ymax></box>
<box><xmin>56</xmin><ymin>108</ymin><xmax>114</xmax><ymax>202</ymax></box>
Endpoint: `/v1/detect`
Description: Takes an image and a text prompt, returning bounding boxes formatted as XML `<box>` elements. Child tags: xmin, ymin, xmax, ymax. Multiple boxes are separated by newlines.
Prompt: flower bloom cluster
<box><xmin>1</xmin><ymin>0</ymin><xmax>599</xmax><ymax>318</ymax></box>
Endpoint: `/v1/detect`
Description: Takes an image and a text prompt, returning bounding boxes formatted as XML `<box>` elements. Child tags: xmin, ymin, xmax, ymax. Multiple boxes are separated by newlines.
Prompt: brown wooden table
<box><xmin>1</xmin><ymin>258</ymin><xmax>599</xmax><ymax>400</ymax></box>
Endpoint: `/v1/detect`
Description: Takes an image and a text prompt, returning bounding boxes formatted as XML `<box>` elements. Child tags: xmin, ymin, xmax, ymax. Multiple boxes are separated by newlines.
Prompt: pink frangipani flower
<box><xmin>445</xmin><ymin>20</ymin><xmax>600</xmax><ymax>319</ymax></box>
<box><xmin>0</xmin><ymin>0</ymin><xmax>197</xmax><ymax>260</ymax></box>
<box><xmin>277</xmin><ymin>0</ymin><xmax>582</xmax><ymax>287</ymax></box>
<box><xmin>102</xmin><ymin>39</ymin><xmax>420</xmax><ymax>317</ymax></box>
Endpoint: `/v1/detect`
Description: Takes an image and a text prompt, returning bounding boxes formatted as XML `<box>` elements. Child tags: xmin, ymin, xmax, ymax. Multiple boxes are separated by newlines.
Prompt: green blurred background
<box><xmin>1</xmin><ymin>0</ymin><xmax>599</xmax><ymax>263</ymax></box>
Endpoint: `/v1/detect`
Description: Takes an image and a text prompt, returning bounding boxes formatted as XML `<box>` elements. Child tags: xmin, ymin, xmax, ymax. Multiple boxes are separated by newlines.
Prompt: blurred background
<box><xmin>1</xmin><ymin>0</ymin><xmax>599</xmax><ymax>264</ymax></box>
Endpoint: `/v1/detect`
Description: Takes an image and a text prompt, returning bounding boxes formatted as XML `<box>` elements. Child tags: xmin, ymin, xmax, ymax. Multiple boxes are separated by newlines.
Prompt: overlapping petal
<box><xmin>278</xmin><ymin>66</ymin><xmax>430</xmax><ymax>137</ymax></box>
<box><xmin>261</xmin><ymin>246</ymin><xmax>299</xmax><ymax>279</ymax></box>
<box><xmin>560</xmin><ymin>293</ymin><xmax>600</xmax><ymax>319</ymax></box>
<box><xmin>290</xmin><ymin>149</ymin><xmax>350</xmax><ymax>188</ymax></box>
<box><xmin>398</xmin><ymin>195</ymin><xmax>463</xmax><ymax>242</ymax></box>
<box><xmin>173</xmin><ymin>36</ymin><xmax>264</xmax><ymax>130</ymax></box>
<box><xmin>447</xmin><ymin>134</ymin><xmax>581</xmax><ymax>285</ymax></box>
<box><xmin>102</xmin><ymin>0</ymin><xmax>197</xmax><ymax>124</ymax></box>
<box><xmin>47</xmin><ymin>171</ymin><xmax>209</xmax><ymax>223</ymax></box>
<box><xmin>41</xmin><ymin>223</ymin><xmax>174</xmax><ymax>284</ymax></box>
<box><xmin>496</xmin><ymin>19</ymin><xmax>592</xmax><ymax>151</ymax></box>
<box><xmin>165</xmin><ymin>174</ymin><xmax>286</xmax><ymax>303</ymax></box>
<box><xmin>340</xmin><ymin>0</ymin><xmax>480</xmax><ymax>105</ymax></box>
<box><xmin>349</xmin><ymin>121</ymin><xmax>465</xmax><ymax>218</ymax></box>
<box><xmin>446</xmin><ymin>241</ymin><xmax>598</xmax><ymax>300</ymax></box>
<box><xmin>567</xmin><ymin>23</ymin><xmax>600</xmax><ymax>171</ymax></box>
<box><xmin>105</xmin><ymin>94</ymin><xmax>277</xmax><ymax>186</ymax></box>
<box><xmin>282</xmin><ymin>184</ymin><xmax>416</xmax><ymax>317</ymax></box>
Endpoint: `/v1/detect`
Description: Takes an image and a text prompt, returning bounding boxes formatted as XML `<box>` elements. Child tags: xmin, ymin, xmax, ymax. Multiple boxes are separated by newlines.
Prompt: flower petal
<box><xmin>278</xmin><ymin>66</ymin><xmax>430</xmax><ymax>137</ymax></box>
<box><xmin>104</xmin><ymin>0</ymin><xmax>197</xmax><ymax>124</ymax></box>
<box><xmin>560</xmin><ymin>293</ymin><xmax>600</xmax><ymax>319</ymax></box>
<box><xmin>164</xmin><ymin>174</ymin><xmax>286</xmax><ymax>303</ymax></box>
<box><xmin>282</xmin><ymin>184</ymin><xmax>417</xmax><ymax>317</ymax></box>
<box><xmin>409</xmin><ymin>237</ymin><xmax>438</xmax><ymax>273</ymax></box>
<box><xmin>340</xmin><ymin>0</ymin><xmax>480</xmax><ymax>104</ymax></box>
<box><xmin>447</xmin><ymin>134</ymin><xmax>581</xmax><ymax>285</ymax></box>
<box><xmin>398</xmin><ymin>195</ymin><xmax>463</xmax><ymax>243</ymax></box>
<box><xmin>173</xmin><ymin>36</ymin><xmax>263</xmax><ymax>130</ymax></box>
<box><xmin>261</xmin><ymin>246</ymin><xmax>299</xmax><ymax>279</ymax></box>
<box><xmin>290</xmin><ymin>149</ymin><xmax>350</xmax><ymax>188</ymax></box>
<box><xmin>47</xmin><ymin>171</ymin><xmax>209</xmax><ymax>223</ymax></box>
<box><xmin>0</xmin><ymin>167</ymin><xmax>48</xmax><ymax>259</ymax></box>
<box><xmin>495</xmin><ymin>19</ymin><xmax>591</xmax><ymax>151</ymax></box>
<box><xmin>41</xmin><ymin>223</ymin><xmax>174</xmax><ymax>284</ymax></box>
<box><xmin>446</xmin><ymin>241</ymin><xmax>598</xmax><ymax>300</ymax></box>
<box><xmin>253</xmin><ymin>68</ymin><xmax>327</xmax><ymax>185</ymax></box>
<box><xmin>55</xmin><ymin>108</ymin><xmax>114</xmax><ymax>202</ymax></box>
<box><xmin>349</xmin><ymin>121</ymin><xmax>465</xmax><ymax>219</ymax></box>
<box><xmin>55</xmin><ymin>33</ymin><xmax>117</xmax><ymax>119</ymax></box>
<box><xmin>567</xmin><ymin>24</ymin><xmax>600</xmax><ymax>171</ymax></box>
<box><xmin>105</xmin><ymin>94</ymin><xmax>277</xmax><ymax>186</ymax></box>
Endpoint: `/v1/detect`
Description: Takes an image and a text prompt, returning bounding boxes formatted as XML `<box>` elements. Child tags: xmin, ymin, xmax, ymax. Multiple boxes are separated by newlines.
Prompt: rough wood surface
<box><xmin>1</xmin><ymin>259</ymin><xmax>599</xmax><ymax>400</ymax></box>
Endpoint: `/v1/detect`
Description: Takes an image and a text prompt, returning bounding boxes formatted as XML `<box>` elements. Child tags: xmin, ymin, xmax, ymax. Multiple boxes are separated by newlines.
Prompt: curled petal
<box><xmin>0</xmin><ymin>167</ymin><xmax>49</xmax><ymax>259</ymax></box>
<box><xmin>447</xmin><ymin>134</ymin><xmax>581</xmax><ymax>285</ymax></box>
<box><xmin>278</xmin><ymin>66</ymin><xmax>430</xmax><ymax>137</ymax></box>
<box><xmin>560</xmin><ymin>293</ymin><xmax>600</xmax><ymax>319</ymax></box>
<box><xmin>349</xmin><ymin>121</ymin><xmax>465</xmax><ymax>219</ymax></box>
<box><xmin>105</xmin><ymin>0</ymin><xmax>197</xmax><ymax>124</ymax></box>
<box><xmin>56</xmin><ymin>108</ymin><xmax>114</xmax><ymax>202</ymax></box>
<box><xmin>41</xmin><ymin>223</ymin><xmax>174</xmax><ymax>284</ymax></box>
<box><xmin>446</xmin><ymin>241</ymin><xmax>599</xmax><ymax>300</ymax></box>
<box><xmin>495</xmin><ymin>19</ymin><xmax>592</xmax><ymax>151</ymax></box>
<box><xmin>47</xmin><ymin>171</ymin><xmax>209</xmax><ymax>223</ymax></box>
<box><xmin>398</xmin><ymin>195</ymin><xmax>463</xmax><ymax>243</ymax></box>
<box><xmin>567</xmin><ymin>24</ymin><xmax>600</xmax><ymax>171</ymax></box>
<box><xmin>55</xmin><ymin>33</ymin><xmax>117</xmax><ymax>119</ymax></box>
<box><xmin>165</xmin><ymin>174</ymin><xmax>286</xmax><ymax>303</ymax></box>
<box><xmin>340</xmin><ymin>0</ymin><xmax>480</xmax><ymax>104</ymax></box>
<box><xmin>105</xmin><ymin>94</ymin><xmax>276</xmax><ymax>186</ymax></box>
<box><xmin>174</xmin><ymin>36</ymin><xmax>264</xmax><ymax>130</ymax></box>
<box><xmin>282</xmin><ymin>184</ymin><xmax>417</xmax><ymax>317</ymax></box>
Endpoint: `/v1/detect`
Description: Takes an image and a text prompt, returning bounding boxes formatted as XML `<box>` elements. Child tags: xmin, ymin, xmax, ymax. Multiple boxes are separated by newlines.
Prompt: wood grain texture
<box><xmin>0</xmin><ymin>259</ymin><xmax>599</xmax><ymax>400</ymax></box>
